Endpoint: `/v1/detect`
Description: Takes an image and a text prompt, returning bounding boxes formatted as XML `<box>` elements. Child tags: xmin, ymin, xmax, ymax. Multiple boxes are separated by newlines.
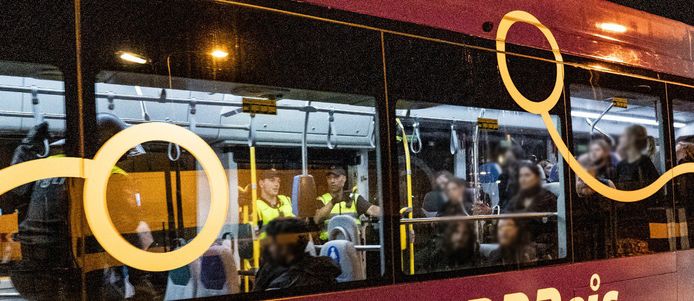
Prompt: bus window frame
<box><xmin>78</xmin><ymin>0</ymin><xmax>393</xmax><ymax>299</ymax></box>
<box><xmin>382</xmin><ymin>32</ymin><xmax>573</xmax><ymax>282</ymax></box>
<box><xmin>565</xmin><ymin>63</ymin><xmax>677</xmax><ymax>260</ymax></box>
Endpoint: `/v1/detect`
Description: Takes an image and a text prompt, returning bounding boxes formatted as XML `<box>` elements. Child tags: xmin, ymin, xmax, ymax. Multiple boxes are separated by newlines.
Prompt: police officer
<box><xmin>313</xmin><ymin>166</ymin><xmax>380</xmax><ymax>241</ymax></box>
<box><xmin>256</xmin><ymin>169</ymin><xmax>294</xmax><ymax>232</ymax></box>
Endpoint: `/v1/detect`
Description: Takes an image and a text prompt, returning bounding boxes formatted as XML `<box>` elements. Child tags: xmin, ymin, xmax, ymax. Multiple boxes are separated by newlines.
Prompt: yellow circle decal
<box><xmin>83</xmin><ymin>123</ymin><xmax>229</xmax><ymax>271</ymax></box>
<box><xmin>496</xmin><ymin>10</ymin><xmax>563</xmax><ymax>115</ymax></box>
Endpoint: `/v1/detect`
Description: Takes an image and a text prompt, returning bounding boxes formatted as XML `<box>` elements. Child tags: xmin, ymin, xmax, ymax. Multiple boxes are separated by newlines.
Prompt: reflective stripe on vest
<box><xmin>256</xmin><ymin>195</ymin><xmax>294</xmax><ymax>226</ymax></box>
<box><xmin>318</xmin><ymin>192</ymin><xmax>360</xmax><ymax>240</ymax></box>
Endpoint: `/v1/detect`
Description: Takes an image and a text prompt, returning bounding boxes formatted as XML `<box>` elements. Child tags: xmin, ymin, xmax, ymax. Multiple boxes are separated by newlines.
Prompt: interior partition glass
<box><xmin>670</xmin><ymin>84</ymin><xmax>694</xmax><ymax>250</ymax></box>
<box><xmin>569</xmin><ymin>81</ymin><xmax>668</xmax><ymax>261</ymax></box>
<box><xmin>395</xmin><ymin>100</ymin><xmax>566</xmax><ymax>274</ymax></box>
<box><xmin>86</xmin><ymin>71</ymin><xmax>382</xmax><ymax>299</ymax></box>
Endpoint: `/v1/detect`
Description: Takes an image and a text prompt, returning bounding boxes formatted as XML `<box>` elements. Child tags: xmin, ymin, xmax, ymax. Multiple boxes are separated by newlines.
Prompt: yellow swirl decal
<box><xmin>496</xmin><ymin>10</ymin><xmax>691</xmax><ymax>202</ymax></box>
<box><xmin>0</xmin><ymin>123</ymin><xmax>230</xmax><ymax>271</ymax></box>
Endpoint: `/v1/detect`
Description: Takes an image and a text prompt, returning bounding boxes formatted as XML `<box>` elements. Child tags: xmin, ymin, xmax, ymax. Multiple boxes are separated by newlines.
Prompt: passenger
<box><xmin>573</xmin><ymin>155</ymin><xmax>614</xmax><ymax>261</ymax></box>
<box><xmin>588</xmin><ymin>139</ymin><xmax>617</xmax><ymax>181</ymax></box>
<box><xmin>505</xmin><ymin>162</ymin><xmax>556</xmax><ymax>213</ymax></box>
<box><xmin>613</xmin><ymin>125</ymin><xmax>662</xmax><ymax>254</ymax></box>
<box><xmin>256</xmin><ymin>168</ymin><xmax>295</xmax><ymax>234</ymax></box>
<box><xmin>538</xmin><ymin>160</ymin><xmax>554</xmax><ymax>182</ymax></box>
<box><xmin>314</xmin><ymin>165</ymin><xmax>381</xmax><ymax>242</ymax></box>
<box><xmin>422</xmin><ymin>171</ymin><xmax>453</xmax><ymax>217</ymax></box>
<box><xmin>486</xmin><ymin>219</ymin><xmax>538</xmax><ymax>265</ymax></box>
<box><xmin>497</xmin><ymin>145</ymin><xmax>525</xmax><ymax>211</ymax></box>
<box><xmin>254</xmin><ymin>218</ymin><xmax>341</xmax><ymax>291</ymax></box>
<box><xmin>675</xmin><ymin>141</ymin><xmax>694</xmax><ymax>247</ymax></box>
<box><xmin>415</xmin><ymin>221</ymin><xmax>481</xmax><ymax>272</ymax></box>
<box><xmin>438</xmin><ymin>177</ymin><xmax>471</xmax><ymax>216</ymax></box>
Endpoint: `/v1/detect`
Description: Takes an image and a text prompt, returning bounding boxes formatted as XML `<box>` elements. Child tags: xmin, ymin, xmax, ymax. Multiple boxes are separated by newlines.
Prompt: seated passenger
<box><xmin>254</xmin><ymin>218</ymin><xmax>341</xmax><ymax>291</ymax></box>
<box><xmin>415</xmin><ymin>221</ymin><xmax>481</xmax><ymax>272</ymax></box>
<box><xmin>422</xmin><ymin>171</ymin><xmax>453</xmax><ymax>217</ymax></box>
<box><xmin>675</xmin><ymin>141</ymin><xmax>694</xmax><ymax>247</ymax></box>
<box><xmin>438</xmin><ymin>177</ymin><xmax>471</xmax><ymax>216</ymax></box>
<box><xmin>487</xmin><ymin>219</ymin><xmax>539</xmax><ymax>265</ymax></box>
<box><xmin>538</xmin><ymin>160</ymin><xmax>554</xmax><ymax>182</ymax></box>
<box><xmin>314</xmin><ymin>166</ymin><xmax>381</xmax><ymax>242</ymax></box>
<box><xmin>506</xmin><ymin>162</ymin><xmax>557</xmax><ymax>213</ymax></box>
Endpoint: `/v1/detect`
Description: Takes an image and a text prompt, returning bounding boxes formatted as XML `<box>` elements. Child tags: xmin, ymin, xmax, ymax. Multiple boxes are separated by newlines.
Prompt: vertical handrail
<box><xmin>396</xmin><ymin>118</ymin><xmax>415</xmax><ymax>274</ymax></box>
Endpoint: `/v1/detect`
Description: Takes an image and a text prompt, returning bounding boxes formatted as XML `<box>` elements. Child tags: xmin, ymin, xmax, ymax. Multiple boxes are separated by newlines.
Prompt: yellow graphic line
<box><xmin>497</xmin><ymin>11</ymin><xmax>687</xmax><ymax>203</ymax></box>
<box><xmin>0</xmin><ymin>157</ymin><xmax>84</xmax><ymax>196</ymax></box>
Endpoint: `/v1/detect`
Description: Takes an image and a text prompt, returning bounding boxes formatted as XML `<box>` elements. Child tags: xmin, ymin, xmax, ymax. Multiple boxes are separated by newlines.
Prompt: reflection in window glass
<box><xmin>88</xmin><ymin>72</ymin><xmax>382</xmax><ymax>298</ymax></box>
<box><xmin>570</xmin><ymin>83</ymin><xmax>668</xmax><ymax>261</ymax></box>
<box><xmin>396</xmin><ymin>100</ymin><xmax>566</xmax><ymax>274</ymax></box>
<box><xmin>671</xmin><ymin>86</ymin><xmax>694</xmax><ymax>250</ymax></box>
<box><xmin>0</xmin><ymin>62</ymin><xmax>70</xmax><ymax>299</ymax></box>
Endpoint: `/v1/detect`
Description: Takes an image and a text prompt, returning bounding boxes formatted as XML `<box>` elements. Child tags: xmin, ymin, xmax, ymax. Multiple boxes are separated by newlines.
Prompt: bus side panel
<box><xmin>677</xmin><ymin>249</ymin><xmax>694</xmax><ymax>300</ymax></box>
<box><xmin>289</xmin><ymin>252</ymin><xmax>678</xmax><ymax>300</ymax></box>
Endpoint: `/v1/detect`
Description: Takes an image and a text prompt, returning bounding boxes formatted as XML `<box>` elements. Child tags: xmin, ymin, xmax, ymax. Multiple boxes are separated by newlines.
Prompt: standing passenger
<box><xmin>256</xmin><ymin>169</ymin><xmax>295</xmax><ymax>234</ymax></box>
<box><xmin>314</xmin><ymin>166</ymin><xmax>380</xmax><ymax>242</ymax></box>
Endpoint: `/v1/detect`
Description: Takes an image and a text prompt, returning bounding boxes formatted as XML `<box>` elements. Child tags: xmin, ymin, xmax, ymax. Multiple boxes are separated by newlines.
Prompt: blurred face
<box><xmin>447</xmin><ymin>222</ymin><xmax>473</xmax><ymax>251</ymax></box>
<box><xmin>445</xmin><ymin>181</ymin><xmax>465</xmax><ymax>203</ymax></box>
<box><xmin>327</xmin><ymin>173</ymin><xmax>346</xmax><ymax>193</ymax></box>
<box><xmin>267</xmin><ymin>236</ymin><xmax>297</xmax><ymax>266</ymax></box>
<box><xmin>435</xmin><ymin>175</ymin><xmax>450</xmax><ymax>190</ymax></box>
<box><xmin>589</xmin><ymin>143</ymin><xmax>607</xmax><ymax>163</ymax></box>
<box><xmin>259</xmin><ymin>177</ymin><xmax>280</xmax><ymax>197</ymax></box>
<box><xmin>543</xmin><ymin>163</ymin><xmax>554</xmax><ymax>177</ymax></box>
<box><xmin>497</xmin><ymin>219</ymin><xmax>519</xmax><ymax>247</ymax></box>
<box><xmin>619</xmin><ymin>131</ymin><xmax>636</xmax><ymax>152</ymax></box>
<box><xmin>518</xmin><ymin>166</ymin><xmax>540</xmax><ymax>191</ymax></box>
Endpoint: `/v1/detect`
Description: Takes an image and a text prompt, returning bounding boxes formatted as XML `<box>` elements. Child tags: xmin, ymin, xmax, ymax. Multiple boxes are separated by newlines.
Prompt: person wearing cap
<box><xmin>313</xmin><ymin>165</ymin><xmax>381</xmax><ymax>241</ymax></box>
<box><xmin>256</xmin><ymin>169</ymin><xmax>295</xmax><ymax>234</ymax></box>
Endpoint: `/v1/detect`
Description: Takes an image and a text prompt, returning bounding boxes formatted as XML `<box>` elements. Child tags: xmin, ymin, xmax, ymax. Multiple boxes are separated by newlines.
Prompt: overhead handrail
<box><xmin>327</xmin><ymin>109</ymin><xmax>337</xmax><ymax>149</ymax></box>
<box><xmin>107</xmin><ymin>91</ymin><xmax>115</xmax><ymax>111</ymax></box>
<box><xmin>300</xmin><ymin>102</ymin><xmax>317</xmax><ymax>176</ymax></box>
<box><xmin>401</xmin><ymin>212</ymin><xmax>558</xmax><ymax>225</ymax></box>
<box><xmin>31</xmin><ymin>86</ymin><xmax>49</xmax><ymax>158</ymax></box>
<box><xmin>584</xmin><ymin>118</ymin><xmax>616</xmax><ymax>146</ymax></box>
<box><xmin>449</xmin><ymin>123</ymin><xmax>460</xmax><ymax>155</ymax></box>
<box><xmin>368</xmin><ymin>117</ymin><xmax>376</xmax><ymax>148</ymax></box>
<box><xmin>409</xmin><ymin>119</ymin><xmax>422</xmax><ymax>154</ymax></box>
<box><xmin>165</xmin><ymin>117</ymin><xmax>181</xmax><ymax>162</ymax></box>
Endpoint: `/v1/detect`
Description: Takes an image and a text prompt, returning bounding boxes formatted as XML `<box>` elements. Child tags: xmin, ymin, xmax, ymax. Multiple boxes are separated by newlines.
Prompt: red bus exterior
<box><xmin>281</xmin><ymin>1</ymin><xmax>694</xmax><ymax>300</ymax></box>
<box><xmin>300</xmin><ymin>0</ymin><xmax>694</xmax><ymax>79</ymax></box>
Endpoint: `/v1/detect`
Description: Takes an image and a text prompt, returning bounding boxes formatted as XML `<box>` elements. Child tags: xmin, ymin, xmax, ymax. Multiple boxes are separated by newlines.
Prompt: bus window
<box><xmin>569</xmin><ymin>79</ymin><xmax>669</xmax><ymax>262</ymax></box>
<box><xmin>396</xmin><ymin>100</ymin><xmax>567</xmax><ymax>274</ymax></box>
<box><xmin>87</xmin><ymin>71</ymin><xmax>382</xmax><ymax>298</ymax></box>
<box><xmin>0</xmin><ymin>62</ymin><xmax>69</xmax><ymax>299</ymax></box>
<box><xmin>669</xmin><ymin>84</ymin><xmax>694</xmax><ymax>250</ymax></box>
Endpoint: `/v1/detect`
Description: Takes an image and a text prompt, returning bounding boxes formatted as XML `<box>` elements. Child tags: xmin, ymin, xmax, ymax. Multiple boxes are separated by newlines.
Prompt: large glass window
<box><xmin>0</xmin><ymin>62</ymin><xmax>68</xmax><ymax>299</ymax></box>
<box><xmin>670</xmin><ymin>84</ymin><xmax>694</xmax><ymax>250</ymax></box>
<box><xmin>569</xmin><ymin>78</ymin><xmax>669</xmax><ymax>261</ymax></box>
<box><xmin>396</xmin><ymin>100</ymin><xmax>566</xmax><ymax>274</ymax></box>
<box><xmin>85</xmin><ymin>71</ymin><xmax>383</xmax><ymax>298</ymax></box>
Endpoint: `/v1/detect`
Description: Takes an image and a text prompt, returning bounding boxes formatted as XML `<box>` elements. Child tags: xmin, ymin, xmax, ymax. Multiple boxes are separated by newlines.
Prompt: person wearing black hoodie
<box><xmin>253</xmin><ymin>218</ymin><xmax>341</xmax><ymax>291</ymax></box>
<box><xmin>415</xmin><ymin>221</ymin><xmax>482</xmax><ymax>273</ymax></box>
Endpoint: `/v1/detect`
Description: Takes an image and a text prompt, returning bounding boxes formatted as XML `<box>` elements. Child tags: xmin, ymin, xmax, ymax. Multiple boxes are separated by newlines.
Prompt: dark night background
<box><xmin>610</xmin><ymin>0</ymin><xmax>694</xmax><ymax>25</ymax></box>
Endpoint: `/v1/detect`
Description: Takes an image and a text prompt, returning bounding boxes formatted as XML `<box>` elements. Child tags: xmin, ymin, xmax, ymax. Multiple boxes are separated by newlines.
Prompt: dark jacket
<box><xmin>614</xmin><ymin>155</ymin><xmax>662</xmax><ymax>242</ymax></box>
<box><xmin>254</xmin><ymin>255</ymin><xmax>341</xmax><ymax>291</ymax></box>
<box><xmin>505</xmin><ymin>186</ymin><xmax>557</xmax><ymax>213</ymax></box>
<box><xmin>414</xmin><ymin>234</ymin><xmax>482</xmax><ymax>273</ymax></box>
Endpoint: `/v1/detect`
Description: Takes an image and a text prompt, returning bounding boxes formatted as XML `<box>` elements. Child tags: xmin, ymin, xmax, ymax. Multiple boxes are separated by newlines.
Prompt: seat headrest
<box><xmin>319</xmin><ymin>240</ymin><xmax>365</xmax><ymax>282</ymax></box>
<box><xmin>327</xmin><ymin>215</ymin><xmax>360</xmax><ymax>243</ymax></box>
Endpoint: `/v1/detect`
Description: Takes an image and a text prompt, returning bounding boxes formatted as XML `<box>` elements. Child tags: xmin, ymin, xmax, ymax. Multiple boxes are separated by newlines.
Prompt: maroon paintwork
<box><xmin>288</xmin><ymin>250</ymin><xmax>694</xmax><ymax>301</ymax></box>
<box><xmin>298</xmin><ymin>0</ymin><xmax>694</xmax><ymax>79</ymax></box>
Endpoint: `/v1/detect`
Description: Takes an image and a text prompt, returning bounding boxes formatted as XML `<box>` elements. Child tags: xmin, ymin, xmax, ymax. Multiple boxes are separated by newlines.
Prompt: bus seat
<box><xmin>291</xmin><ymin>175</ymin><xmax>318</xmax><ymax>218</ymax></box>
<box><xmin>319</xmin><ymin>240</ymin><xmax>365</xmax><ymax>282</ymax></box>
<box><xmin>542</xmin><ymin>182</ymin><xmax>561</xmax><ymax>198</ymax></box>
<box><xmin>164</xmin><ymin>259</ymin><xmax>200</xmax><ymax>301</ymax></box>
<box><xmin>195</xmin><ymin>244</ymin><xmax>240</xmax><ymax>298</ymax></box>
<box><xmin>479</xmin><ymin>163</ymin><xmax>501</xmax><ymax>183</ymax></box>
<box><xmin>327</xmin><ymin>215</ymin><xmax>360</xmax><ymax>243</ymax></box>
<box><xmin>479</xmin><ymin>243</ymin><xmax>498</xmax><ymax>258</ymax></box>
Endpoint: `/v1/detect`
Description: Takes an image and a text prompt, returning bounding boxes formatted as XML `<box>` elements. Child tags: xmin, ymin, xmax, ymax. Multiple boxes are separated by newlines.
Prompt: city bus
<box><xmin>0</xmin><ymin>0</ymin><xmax>692</xmax><ymax>300</ymax></box>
